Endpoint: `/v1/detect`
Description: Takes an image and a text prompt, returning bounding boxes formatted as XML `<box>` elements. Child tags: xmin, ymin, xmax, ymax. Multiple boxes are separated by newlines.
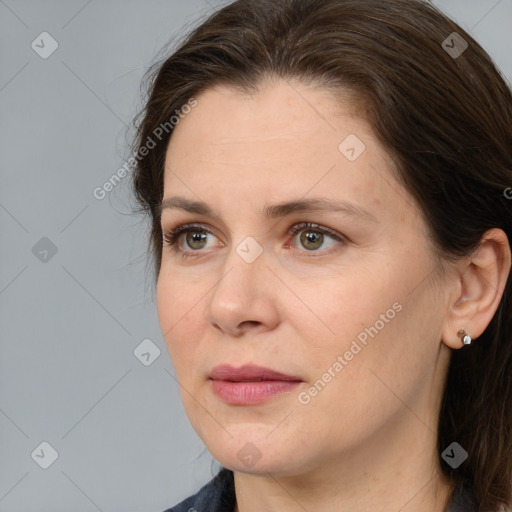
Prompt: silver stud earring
<box><xmin>458</xmin><ymin>329</ymin><xmax>472</xmax><ymax>345</ymax></box>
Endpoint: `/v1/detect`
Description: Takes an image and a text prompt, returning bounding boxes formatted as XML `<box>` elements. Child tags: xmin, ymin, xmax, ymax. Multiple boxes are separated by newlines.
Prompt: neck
<box><xmin>232</xmin><ymin>414</ymin><xmax>454</xmax><ymax>512</ymax></box>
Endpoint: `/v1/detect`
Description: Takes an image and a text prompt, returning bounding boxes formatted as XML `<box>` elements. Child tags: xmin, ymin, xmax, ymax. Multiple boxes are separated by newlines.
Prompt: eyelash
<box><xmin>162</xmin><ymin>222</ymin><xmax>347</xmax><ymax>260</ymax></box>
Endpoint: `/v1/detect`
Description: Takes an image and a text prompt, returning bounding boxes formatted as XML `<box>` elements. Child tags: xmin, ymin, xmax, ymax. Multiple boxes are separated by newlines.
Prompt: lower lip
<box><xmin>210</xmin><ymin>379</ymin><xmax>302</xmax><ymax>405</ymax></box>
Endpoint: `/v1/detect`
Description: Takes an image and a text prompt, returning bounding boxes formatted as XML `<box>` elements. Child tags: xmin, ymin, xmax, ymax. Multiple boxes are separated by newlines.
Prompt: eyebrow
<box><xmin>157</xmin><ymin>195</ymin><xmax>378</xmax><ymax>223</ymax></box>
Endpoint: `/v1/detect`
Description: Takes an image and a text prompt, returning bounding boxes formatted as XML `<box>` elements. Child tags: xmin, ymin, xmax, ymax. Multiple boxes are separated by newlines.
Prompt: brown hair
<box><xmin>130</xmin><ymin>0</ymin><xmax>512</xmax><ymax>509</ymax></box>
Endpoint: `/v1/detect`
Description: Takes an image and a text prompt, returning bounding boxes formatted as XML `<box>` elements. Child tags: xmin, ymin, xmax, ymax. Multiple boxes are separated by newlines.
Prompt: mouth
<box><xmin>209</xmin><ymin>364</ymin><xmax>303</xmax><ymax>405</ymax></box>
<box><xmin>209</xmin><ymin>364</ymin><xmax>303</xmax><ymax>382</ymax></box>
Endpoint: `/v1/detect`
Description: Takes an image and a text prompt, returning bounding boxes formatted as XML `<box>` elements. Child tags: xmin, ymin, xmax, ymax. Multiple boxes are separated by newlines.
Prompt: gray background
<box><xmin>0</xmin><ymin>0</ymin><xmax>510</xmax><ymax>510</ymax></box>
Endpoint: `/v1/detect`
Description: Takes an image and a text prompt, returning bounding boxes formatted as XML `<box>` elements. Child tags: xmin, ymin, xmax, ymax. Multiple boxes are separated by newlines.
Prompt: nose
<box><xmin>206</xmin><ymin>241</ymin><xmax>280</xmax><ymax>337</ymax></box>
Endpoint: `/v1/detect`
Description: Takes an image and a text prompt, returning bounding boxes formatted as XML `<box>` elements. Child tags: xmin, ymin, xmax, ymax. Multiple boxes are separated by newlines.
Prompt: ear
<box><xmin>442</xmin><ymin>228</ymin><xmax>511</xmax><ymax>349</ymax></box>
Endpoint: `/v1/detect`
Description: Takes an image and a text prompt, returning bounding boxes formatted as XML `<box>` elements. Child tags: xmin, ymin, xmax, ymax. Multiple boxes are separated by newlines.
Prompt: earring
<box><xmin>458</xmin><ymin>329</ymin><xmax>472</xmax><ymax>345</ymax></box>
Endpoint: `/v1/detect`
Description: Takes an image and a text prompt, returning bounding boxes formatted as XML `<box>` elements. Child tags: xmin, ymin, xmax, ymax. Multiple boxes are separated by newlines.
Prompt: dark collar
<box><xmin>162</xmin><ymin>468</ymin><xmax>235</xmax><ymax>512</ymax></box>
<box><xmin>163</xmin><ymin>468</ymin><xmax>477</xmax><ymax>512</ymax></box>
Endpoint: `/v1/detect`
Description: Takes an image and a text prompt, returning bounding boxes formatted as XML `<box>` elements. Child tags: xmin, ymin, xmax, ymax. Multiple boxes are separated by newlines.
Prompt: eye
<box><xmin>162</xmin><ymin>221</ymin><xmax>346</xmax><ymax>259</ymax></box>
<box><xmin>162</xmin><ymin>223</ymin><xmax>222</xmax><ymax>257</ymax></box>
<box><xmin>285</xmin><ymin>222</ymin><xmax>346</xmax><ymax>255</ymax></box>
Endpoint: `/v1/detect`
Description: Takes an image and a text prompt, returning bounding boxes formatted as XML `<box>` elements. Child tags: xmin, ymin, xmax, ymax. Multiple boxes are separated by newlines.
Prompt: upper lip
<box><xmin>209</xmin><ymin>364</ymin><xmax>302</xmax><ymax>382</ymax></box>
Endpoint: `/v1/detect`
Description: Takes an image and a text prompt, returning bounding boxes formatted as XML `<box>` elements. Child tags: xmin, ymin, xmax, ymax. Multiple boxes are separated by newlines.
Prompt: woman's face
<box><xmin>157</xmin><ymin>79</ymin><xmax>453</xmax><ymax>476</ymax></box>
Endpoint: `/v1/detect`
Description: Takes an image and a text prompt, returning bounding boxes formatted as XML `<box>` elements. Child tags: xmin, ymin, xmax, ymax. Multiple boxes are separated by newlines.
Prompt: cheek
<box><xmin>292</xmin><ymin>265</ymin><xmax>399</xmax><ymax>352</ymax></box>
<box><xmin>291</xmin><ymin>262</ymin><xmax>426</xmax><ymax>399</ymax></box>
<box><xmin>156</xmin><ymin>275</ymin><xmax>205</xmax><ymax>369</ymax></box>
<box><xmin>301</xmin><ymin>276</ymin><xmax>441</xmax><ymax>425</ymax></box>
<box><xmin>292</xmin><ymin>307</ymin><xmax>416</xmax><ymax>447</ymax></box>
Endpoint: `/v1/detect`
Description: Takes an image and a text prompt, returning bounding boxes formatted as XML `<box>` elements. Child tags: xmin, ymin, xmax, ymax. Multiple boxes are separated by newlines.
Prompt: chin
<box><xmin>206</xmin><ymin>435</ymin><xmax>314</xmax><ymax>477</ymax></box>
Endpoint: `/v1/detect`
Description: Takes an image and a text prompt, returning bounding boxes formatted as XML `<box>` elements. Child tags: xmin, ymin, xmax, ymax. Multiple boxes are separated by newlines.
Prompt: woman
<box><xmin>130</xmin><ymin>0</ymin><xmax>512</xmax><ymax>510</ymax></box>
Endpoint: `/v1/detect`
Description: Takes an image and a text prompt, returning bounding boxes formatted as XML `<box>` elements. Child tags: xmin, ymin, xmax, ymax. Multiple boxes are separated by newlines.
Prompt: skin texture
<box><xmin>156</xmin><ymin>78</ymin><xmax>511</xmax><ymax>512</ymax></box>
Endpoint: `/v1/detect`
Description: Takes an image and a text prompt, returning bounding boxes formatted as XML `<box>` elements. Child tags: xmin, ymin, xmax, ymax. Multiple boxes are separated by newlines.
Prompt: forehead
<box><xmin>161</xmin><ymin>79</ymin><xmax>409</xmax><ymax>225</ymax></box>
<box><xmin>164</xmin><ymin>80</ymin><xmax>377</xmax><ymax>176</ymax></box>
<box><xmin>168</xmin><ymin>78</ymin><xmax>365</xmax><ymax>147</ymax></box>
